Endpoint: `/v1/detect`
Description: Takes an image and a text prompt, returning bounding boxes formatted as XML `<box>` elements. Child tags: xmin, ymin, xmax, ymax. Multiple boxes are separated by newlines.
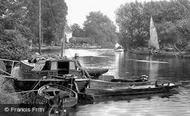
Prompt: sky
<box><xmin>65</xmin><ymin>0</ymin><xmax>158</xmax><ymax>27</ymax></box>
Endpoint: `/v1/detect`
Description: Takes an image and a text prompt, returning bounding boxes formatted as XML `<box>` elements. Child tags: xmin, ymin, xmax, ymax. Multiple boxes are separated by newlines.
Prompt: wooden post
<box><xmin>11</xmin><ymin>61</ymin><xmax>14</xmax><ymax>75</ymax></box>
<box><xmin>39</xmin><ymin>0</ymin><xmax>42</xmax><ymax>54</ymax></box>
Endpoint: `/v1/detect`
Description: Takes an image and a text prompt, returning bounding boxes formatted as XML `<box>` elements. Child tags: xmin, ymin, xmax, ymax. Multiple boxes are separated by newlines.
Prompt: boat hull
<box><xmin>38</xmin><ymin>84</ymin><xmax>78</xmax><ymax>108</ymax></box>
<box><xmin>13</xmin><ymin>78</ymin><xmax>89</xmax><ymax>94</ymax></box>
<box><xmin>13</xmin><ymin>78</ymin><xmax>75</xmax><ymax>91</ymax></box>
<box><xmin>89</xmin><ymin>79</ymin><xmax>151</xmax><ymax>89</ymax></box>
<box><xmin>75</xmin><ymin>79</ymin><xmax>89</xmax><ymax>93</ymax></box>
<box><xmin>20</xmin><ymin>60</ymin><xmax>35</xmax><ymax>73</ymax></box>
<box><xmin>114</xmin><ymin>49</ymin><xmax>124</xmax><ymax>52</ymax></box>
<box><xmin>86</xmin><ymin>84</ymin><xmax>178</xmax><ymax>96</ymax></box>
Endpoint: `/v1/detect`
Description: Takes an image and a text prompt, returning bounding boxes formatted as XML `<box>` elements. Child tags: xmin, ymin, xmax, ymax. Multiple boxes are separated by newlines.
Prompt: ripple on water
<box><xmin>76</xmin><ymin>95</ymin><xmax>190</xmax><ymax>116</ymax></box>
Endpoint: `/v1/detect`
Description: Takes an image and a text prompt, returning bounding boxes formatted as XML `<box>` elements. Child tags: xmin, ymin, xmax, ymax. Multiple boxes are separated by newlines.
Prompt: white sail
<box><xmin>115</xmin><ymin>43</ymin><xmax>121</xmax><ymax>49</ymax></box>
<box><xmin>149</xmin><ymin>17</ymin><xmax>159</xmax><ymax>50</ymax></box>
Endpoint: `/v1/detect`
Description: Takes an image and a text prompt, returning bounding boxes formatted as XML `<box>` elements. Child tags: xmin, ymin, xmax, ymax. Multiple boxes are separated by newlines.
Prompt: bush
<box><xmin>0</xmin><ymin>77</ymin><xmax>19</xmax><ymax>104</ymax></box>
<box><xmin>0</xmin><ymin>31</ymin><xmax>30</xmax><ymax>60</ymax></box>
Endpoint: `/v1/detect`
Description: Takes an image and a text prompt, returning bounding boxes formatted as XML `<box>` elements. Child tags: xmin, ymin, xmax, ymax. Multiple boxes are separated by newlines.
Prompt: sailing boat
<box><xmin>149</xmin><ymin>17</ymin><xmax>159</xmax><ymax>54</ymax></box>
<box><xmin>114</xmin><ymin>43</ymin><xmax>124</xmax><ymax>52</ymax></box>
<box><xmin>129</xmin><ymin>17</ymin><xmax>167</xmax><ymax>63</ymax></box>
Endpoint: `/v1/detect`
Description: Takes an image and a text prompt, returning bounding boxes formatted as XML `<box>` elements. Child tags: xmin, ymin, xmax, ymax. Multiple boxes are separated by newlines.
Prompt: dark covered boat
<box><xmin>0</xmin><ymin>56</ymin><xmax>95</xmax><ymax>104</ymax></box>
<box><xmin>14</xmin><ymin>56</ymin><xmax>90</xmax><ymax>93</ymax></box>
<box><xmin>19</xmin><ymin>55</ymin><xmax>108</xmax><ymax>79</ymax></box>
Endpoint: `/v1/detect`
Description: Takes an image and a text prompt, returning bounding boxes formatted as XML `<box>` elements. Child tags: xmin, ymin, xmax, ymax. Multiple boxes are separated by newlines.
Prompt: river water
<box><xmin>47</xmin><ymin>48</ymin><xmax>190</xmax><ymax>116</ymax></box>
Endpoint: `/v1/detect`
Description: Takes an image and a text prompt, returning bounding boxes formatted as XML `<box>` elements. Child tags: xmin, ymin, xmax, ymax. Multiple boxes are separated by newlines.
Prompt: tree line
<box><xmin>116</xmin><ymin>0</ymin><xmax>190</xmax><ymax>51</ymax></box>
<box><xmin>70</xmin><ymin>0</ymin><xmax>190</xmax><ymax>51</ymax></box>
<box><xmin>1</xmin><ymin>0</ymin><xmax>190</xmax><ymax>60</ymax></box>
<box><xmin>70</xmin><ymin>11</ymin><xmax>118</xmax><ymax>48</ymax></box>
<box><xmin>0</xmin><ymin>0</ymin><xmax>67</xmax><ymax>60</ymax></box>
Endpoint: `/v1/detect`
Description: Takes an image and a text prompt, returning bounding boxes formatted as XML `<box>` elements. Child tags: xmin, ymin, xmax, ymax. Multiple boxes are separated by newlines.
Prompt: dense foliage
<box><xmin>0</xmin><ymin>0</ymin><xmax>68</xmax><ymax>60</ymax></box>
<box><xmin>0</xmin><ymin>0</ymin><xmax>30</xmax><ymax>60</ymax></box>
<box><xmin>82</xmin><ymin>11</ymin><xmax>118</xmax><ymax>47</ymax></box>
<box><xmin>116</xmin><ymin>0</ymin><xmax>190</xmax><ymax>51</ymax></box>
<box><xmin>71</xmin><ymin>23</ymin><xmax>85</xmax><ymax>37</ymax></box>
<box><xmin>0</xmin><ymin>31</ymin><xmax>29</xmax><ymax>60</ymax></box>
<box><xmin>70</xmin><ymin>11</ymin><xmax>118</xmax><ymax>47</ymax></box>
<box><xmin>24</xmin><ymin>0</ymin><xmax>68</xmax><ymax>45</ymax></box>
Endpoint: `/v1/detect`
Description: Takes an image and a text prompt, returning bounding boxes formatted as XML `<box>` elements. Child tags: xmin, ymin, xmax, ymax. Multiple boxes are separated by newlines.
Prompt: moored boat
<box><xmin>86</xmin><ymin>68</ymin><xmax>109</xmax><ymax>79</ymax></box>
<box><xmin>13</xmin><ymin>56</ymin><xmax>90</xmax><ymax>93</ymax></box>
<box><xmin>20</xmin><ymin>55</ymin><xmax>108</xmax><ymax>79</ymax></box>
<box><xmin>110</xmin><ymin>75</ymin><xmax>149</xmax><ymax>82</ymax></box>
<box><xmin>38</xmin><ymin>84</ymin><xmax>78</xmax><ymax>107</ymax></box>
<box><xmin>89</xmin><ymin>78</ymin><xmax>151</xmax><ymax>89</ymax></box>
<box><xmin>115</xmin><ymin>48</ymin><xmax>124</xmax><ymax>52</ymax></box>
<box><xmin>114</xmin><ymin>43</ymin><xmax>124</xmax><ymax>52</ymax></box>
<box><xmin>86</xmin><ymin>81</ymin><xmax>179</xmax><ymax>96</ymax></box>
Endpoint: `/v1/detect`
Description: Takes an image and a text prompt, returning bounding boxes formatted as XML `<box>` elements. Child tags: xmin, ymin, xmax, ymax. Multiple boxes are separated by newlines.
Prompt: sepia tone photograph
<box><xmin>0</xmin><ymin>0</ymin><xmax>190</xmax><ymax>116</ymax></box>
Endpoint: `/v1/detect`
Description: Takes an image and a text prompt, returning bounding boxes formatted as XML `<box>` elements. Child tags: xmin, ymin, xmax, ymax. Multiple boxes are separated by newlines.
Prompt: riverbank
<box><xmin>127</xmin><ymin>48</ymin><xmax>190</xmax><ymax>58</ymax></box>
<box><xmin>31</xmin><ymin>45</ymin><xmax>108</xmax><ymax>52</ymax></box>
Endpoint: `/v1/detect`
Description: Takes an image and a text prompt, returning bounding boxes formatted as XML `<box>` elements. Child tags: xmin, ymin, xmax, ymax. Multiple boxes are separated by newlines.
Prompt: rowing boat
<box><xmin>86</xmin><ymin>81</ymin><xmax>179</xmax><ymax>96</ymax></box>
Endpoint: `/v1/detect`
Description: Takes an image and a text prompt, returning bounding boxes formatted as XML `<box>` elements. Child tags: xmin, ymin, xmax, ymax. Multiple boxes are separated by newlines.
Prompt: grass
<box><xmin>0</xmin><ymin>77</ymin><xmax>20</xmax><ymax>104</ymax></box>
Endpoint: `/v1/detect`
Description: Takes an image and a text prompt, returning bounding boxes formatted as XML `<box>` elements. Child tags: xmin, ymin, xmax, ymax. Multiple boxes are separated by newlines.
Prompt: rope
<box><xmin>0</xmin><ymin>58</ymin><xmax>19</xmax><ymax>62</ymax></box>
<box><xmin>0</xmin><ymin>69</ymin><xmax>12</xmax><ymax>76</ymax></box>
<box><xmin>31</xmin><ymin>76</ymin><xmax>44</xmax><ymax>90</ymax></box>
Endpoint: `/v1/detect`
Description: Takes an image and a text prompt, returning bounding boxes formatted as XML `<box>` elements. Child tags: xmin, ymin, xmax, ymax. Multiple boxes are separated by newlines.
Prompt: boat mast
<box><xmin>61</xmin><ymin>26</ymin><xmax>65</xmax><ymax>57</ymax></box>
<box><xmin>38</xmin><ymin>0</ymin><xmax>42</xmax><ymax>54</ymax></box>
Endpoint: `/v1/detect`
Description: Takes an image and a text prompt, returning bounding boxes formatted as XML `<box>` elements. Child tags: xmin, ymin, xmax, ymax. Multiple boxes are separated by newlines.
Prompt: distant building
<box><xmin>114</xmin><ymin>43</ymin><xmax>123</xmax><ymax>49</ymax></box>
<box><xmin>65</xmin><ymin>31</ymin><xmax>72</xmax><ymax>43</ymax></box>
<box><xmin>4</xmin><ymin>29</ymin><xmax>16</xmax><ymax>33</ymax></box>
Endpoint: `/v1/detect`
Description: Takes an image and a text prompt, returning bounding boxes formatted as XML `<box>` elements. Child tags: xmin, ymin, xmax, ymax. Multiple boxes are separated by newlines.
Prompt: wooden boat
<box><xmin>20</xmin><ymin>56</ymin><xmax>108</xmax><ymax>79</ymax></box>
<box><xmin>14</xmin><ymin>57</ymin><xmax>90</xmax><ymax>93</ymax></box>
<box><xmin>115</xmin><ymin>48</ymin><xmax>124</xmax><ymax>52</ymax></box>
<box><xmin>86</xmin><ymin>68</ymin><xmax>109</xmax><ymax>79</ymax></box>
<box><xmin>129</xmin><ymin>17</ymin><xmax>161</xmax><ymax>56</ymax></box>
<box><xmin>38</xmin><ymin>84</ymin><xmax>78</xmax><ymax>107</ymax></box>
<box><xmin>89</xmin><ymin>79</ymin><xmax>151</xmax><ymax>89</ymax></box>
<box><xmin>114</xmin><ymin>43</ymin><xmax>124</xmax><ymax>52</ymax></box>
<box><xmin>37</xmin><ymin>84</ymin><xmax>78</xmax><ymax>116</ymax></box>
<box><xmin>86</xmin><ymin>81</ymin><xmax>179</xmax><ymax>96</ymax></box>
<box><xmin>110</xmin><ymin>75</ymin><xmax>149</xmax><ymax>82</ymax></box>
<box><xmin>89</xmin><ymin>75</ymin><xmax>149</xmax><ymax>89</ymax></box>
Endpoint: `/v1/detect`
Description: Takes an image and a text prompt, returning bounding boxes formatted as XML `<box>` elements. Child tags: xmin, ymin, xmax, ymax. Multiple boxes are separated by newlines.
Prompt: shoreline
<box><xmin>127</xmin><ymin>49</ymin><xmax>190</xmax><ymax>58</ymax></box>
<box><xmin>30</xmin><ymin>45</ymin><xmax>112</xmax><ymax>51</ymax></box>
<box><xmin>30</xmin><ymin>46</ymin><xmax>190</xmax><ymax>58</ymax></box>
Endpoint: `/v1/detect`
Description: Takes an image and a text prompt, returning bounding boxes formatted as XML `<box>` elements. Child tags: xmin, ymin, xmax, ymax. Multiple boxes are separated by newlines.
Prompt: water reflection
<box><xmin>44</xmin><ymin>49</ymin><xmax>190</xmax><ymax>116</ymax></box>
<box><xmin>147</xmin><ymin>56</ymin><xmax>159</xmax><ymax>81</ymax></box>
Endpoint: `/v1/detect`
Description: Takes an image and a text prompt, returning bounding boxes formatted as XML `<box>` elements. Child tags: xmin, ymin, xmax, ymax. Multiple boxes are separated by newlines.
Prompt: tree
<box><xmin>0</xmin><ymin>31</ymin><xmax>29</xmax><ymax>60</ymax></box>
<box><xmin>83</xmin><ymin>11</ymin><xmax>118</xmax><ymax>47</ymax></box>
<box><xmin>0</xmin><ymin>0</ymin><xmax>30</xmax><ymax>60</ymax></box>
<box><xmin>71</xmin><ymin>23</ymin><xmax>84</xmax><ymax>37</ymax></box>
<box><xmin>116</xmin><ymin>2</ymin><xmax>147</xmax><ymax>49</ymax></box>
<box><xmin>24</xmin><ymin>0</ymin><xmax>68</xmax><ymax>45</ymax></box>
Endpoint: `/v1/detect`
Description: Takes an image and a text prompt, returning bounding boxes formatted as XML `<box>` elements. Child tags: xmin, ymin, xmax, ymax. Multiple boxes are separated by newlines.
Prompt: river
<box><xmin>46</xmin><ymin>48</ymin><xmax>190</xmax><ymax>116</ymax></box>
